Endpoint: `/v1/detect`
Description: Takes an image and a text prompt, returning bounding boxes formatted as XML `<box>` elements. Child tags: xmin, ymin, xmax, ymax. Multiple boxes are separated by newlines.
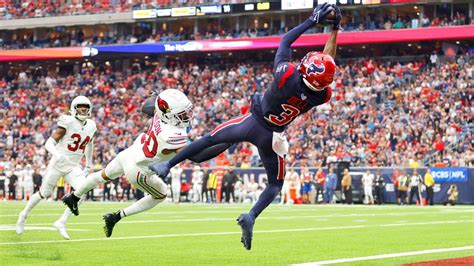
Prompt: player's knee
<box><xmin>39</xmin><ymin>186</ymin><xmax>53</xmax><ymax>198</ymax></box>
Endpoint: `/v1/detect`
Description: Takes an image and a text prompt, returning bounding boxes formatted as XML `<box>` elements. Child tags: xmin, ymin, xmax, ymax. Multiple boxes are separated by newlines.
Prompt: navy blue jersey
<box><xmin>251</xmin><ymin>18</ymin><xmax>332</xmax><ymax>132</ymax></box>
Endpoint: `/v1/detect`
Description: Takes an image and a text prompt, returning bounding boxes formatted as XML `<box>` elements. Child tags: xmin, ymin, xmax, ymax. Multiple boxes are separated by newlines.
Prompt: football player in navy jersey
<box><xmin>150</xmin><ymin>3</ymin><xmax>341</xmax><ymax>250</ymax></box>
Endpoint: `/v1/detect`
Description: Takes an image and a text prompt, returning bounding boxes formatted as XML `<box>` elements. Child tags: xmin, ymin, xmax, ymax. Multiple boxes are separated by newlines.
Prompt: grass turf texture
<box><xmin>0</xmin><ymin>201</ymin><xmax>473</xmax><ymax>265</ymax></box>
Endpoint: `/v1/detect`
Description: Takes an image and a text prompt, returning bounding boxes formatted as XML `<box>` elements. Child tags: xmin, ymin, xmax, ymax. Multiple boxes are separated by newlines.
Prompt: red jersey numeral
<box><xmin>141</xmin><ymin>128</ymin><xmax>159</xmax><ymax>158</ymax></box>
<box><xmin>67</xmin><ymin>134</ymin><xmax>91</xmax><ymax>152</ymax></box>
<box><xmin>265</xmin><ymin>104</ymin><xmax>301</xmax><ymax>126</ymax></box>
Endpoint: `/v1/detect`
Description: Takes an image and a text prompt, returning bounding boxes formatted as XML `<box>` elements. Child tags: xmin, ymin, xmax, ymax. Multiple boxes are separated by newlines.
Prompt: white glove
<box><xmin>83</xmin><ymin>166</ymin><xmax>91</xmax><ymax>177</ymax></box>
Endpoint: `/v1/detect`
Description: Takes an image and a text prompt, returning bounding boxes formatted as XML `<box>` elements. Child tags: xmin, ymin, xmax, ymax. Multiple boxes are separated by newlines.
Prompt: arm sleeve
<box><xmin>274</xmin><ymin>19</ymin><xmax>315</xmax><ymax>68</ymax></box>
<box><xmin>45</xmin><ymin>137</ymin><xmax>61</xmax><ymax>158</ymax></box>
<box><xmin>142</xmin><ymin>95</ymin><xmax>157</xmax><ymax>118</ymax></box>
<box><xmin>85</xmin><ymin>140</ymin><xmax>94</xmax><ymax>167</ymax></box>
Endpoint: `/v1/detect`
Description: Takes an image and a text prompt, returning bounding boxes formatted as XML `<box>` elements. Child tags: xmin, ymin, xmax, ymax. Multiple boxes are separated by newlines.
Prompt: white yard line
<box><xmin>0</xmin><ymin>225</ymin><xmax>89</xmax><ymax>232</ymax></box>
<box><xmin>0</xmin><ymin>220</ymin><xmax>472</xmax><ymax>246</ymax></box>
<box><xmin>0</xmin><ymin>209</ymin><xmax>472</xmax><ymax>218</ymax></box>
<box><xmin>1</xmin><ymin>212</ymin><xmax>472</xmax><ymax>226</ymax></box>
<box><xmin>293</xmin><ymin>246</ymin><xmax>474</xmax><ymax>265</ymax></box>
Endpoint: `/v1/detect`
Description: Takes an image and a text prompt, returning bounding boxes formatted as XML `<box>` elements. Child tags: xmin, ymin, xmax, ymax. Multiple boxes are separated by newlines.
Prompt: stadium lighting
<box><xmin>408</xmin><ymin>43</ymin><xmax>412</xmax><ymax>47</ymax></box>
<box><xmin>456</xmin><ymin>41</ymin><xmax>460</xmax><ymax>44</ymax></box>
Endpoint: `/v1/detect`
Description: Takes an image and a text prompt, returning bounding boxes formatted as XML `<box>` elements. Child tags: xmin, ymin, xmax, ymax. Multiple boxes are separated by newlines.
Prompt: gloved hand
<box><xmin>83</xmin><ymin>166</ymin><xmax>91</xmax><ymax>177</ymax></box>
<box><xmin>332</xmin><ymin>4</ymin><xmax>342</xmax><ymax>30</ymax></box>
<box><xmin>309</xmin><ymin>3</ymin><xmax>334</xmax><ymax>25</ymax></box>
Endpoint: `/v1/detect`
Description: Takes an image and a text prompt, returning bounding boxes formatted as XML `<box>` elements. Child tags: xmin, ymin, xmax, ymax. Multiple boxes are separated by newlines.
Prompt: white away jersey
<box><xmin>131</xmin><ymin>113</ymin><xmax>187</xmax><ymax>176</ymax></box>
<box><xmin>52</xmin><ymin>115</ymin><xmax>97</xmax><ymax>171</ymax></box>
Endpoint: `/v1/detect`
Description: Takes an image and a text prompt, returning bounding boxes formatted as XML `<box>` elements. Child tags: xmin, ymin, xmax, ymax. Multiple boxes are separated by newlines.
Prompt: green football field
<box><xmin>0</xmin><ymin>201</ymin><xmax>473</xmax><ymax>265</ymax></box>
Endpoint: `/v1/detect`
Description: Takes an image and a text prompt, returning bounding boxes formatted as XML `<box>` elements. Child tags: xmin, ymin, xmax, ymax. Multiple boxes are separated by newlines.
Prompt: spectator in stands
<box><xmin>324</xmin><ymin>167</ymin><xmax>337</xmax><ymax>204</ymax></box>
<box><xmin>444</xmin><ymin>184</ymin><xmax>459</xmax><ymax>206</ymax></box>
<box><xmin>424</xmin><ymin>168</ymin><xmax>435</xmax><ymax>206</ymax></box>
<box><xmin>341</xmin><ymin>169</ymin><xmax>352</xmax><ymax>204</ymax></box>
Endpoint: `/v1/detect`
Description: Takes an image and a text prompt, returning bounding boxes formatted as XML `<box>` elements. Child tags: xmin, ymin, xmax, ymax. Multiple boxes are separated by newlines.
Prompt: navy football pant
<box><xmin>169</xmin><ymin>113</ymin><xmax>285</xmax><ymax>218</ymax></box>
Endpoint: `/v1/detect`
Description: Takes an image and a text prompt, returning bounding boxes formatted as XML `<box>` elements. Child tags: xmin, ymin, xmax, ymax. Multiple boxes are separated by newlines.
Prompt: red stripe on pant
<box><xmin>210</xmin><ymin>113</ymin><xmax>251</xmax><ymax>136</ymax></box>
<box><xmin>277</xmin><ymin>156</ymin><xmax>285</xmax><ymax>180</ymax></box>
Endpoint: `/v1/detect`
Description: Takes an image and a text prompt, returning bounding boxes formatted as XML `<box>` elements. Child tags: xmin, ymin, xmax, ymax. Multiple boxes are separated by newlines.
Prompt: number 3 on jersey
<box><xmin>141</xmin><ymin>129</ymin><xmax>158</xmax><ymax>158</ymax></box>
<box><xmin>68</xmin><ymin>134</ymin><xmax>91</xmax><ymax>152</ymax></box>
<box><xmin>265</xmin><ymin>104</ymin><xmax>300</xmax><ymax>126</ymax></box>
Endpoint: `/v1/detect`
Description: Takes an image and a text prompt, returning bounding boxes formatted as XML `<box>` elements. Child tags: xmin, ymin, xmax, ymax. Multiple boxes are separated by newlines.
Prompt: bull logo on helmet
<box><xmin>306</xmin><ymin>63</ymin><xmax>325</xmax><ymax>75</ymax></box>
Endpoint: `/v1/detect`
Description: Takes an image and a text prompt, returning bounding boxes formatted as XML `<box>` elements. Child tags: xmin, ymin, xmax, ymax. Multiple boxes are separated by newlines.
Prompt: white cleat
<box><xmin>53</xmin><ymin>220</ymin><xmax>70</xmax><ymax>240</ymax></box>
<box><xmin>16</xmin><ymin>211</ymin><xmax>27</xmax><ymax>235</ymax></box>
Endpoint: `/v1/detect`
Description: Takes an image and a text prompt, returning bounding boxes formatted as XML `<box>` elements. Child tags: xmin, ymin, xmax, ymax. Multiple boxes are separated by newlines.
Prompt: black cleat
<box><xmin>236</xmin><ymin>213</ymin><xmax>255</xmax><ymax>250</ymax></box>
<box><xmin>103</xmin><ymin>211</ymin><xmax>122</xmax><ymax>238</ymax></box>
<box><xmin>62</xmin><ymin>193</ymin><xmax>80</xmax><ymax>216</ymax></box>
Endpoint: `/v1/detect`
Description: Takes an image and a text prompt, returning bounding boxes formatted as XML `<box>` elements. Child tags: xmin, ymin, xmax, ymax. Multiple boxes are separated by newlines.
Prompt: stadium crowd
<box><xmin>0</xmin><ymin>10</ymin><xmax>471</xmax><ymax>50</ymax></box>
<box><xmin>0</xmin><ymin>52</ymin><xmax>472</xmax><ymax>202</ymax></box>
<box><xmin>0</xmin><ymin>0</ymin><xmax>250</xmax><ymax>20</ymax></box>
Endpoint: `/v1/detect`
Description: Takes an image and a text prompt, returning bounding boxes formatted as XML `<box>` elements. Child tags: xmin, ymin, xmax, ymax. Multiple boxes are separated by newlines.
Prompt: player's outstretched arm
<box><xmin>274</xmin><ymin>3</ymin><xmax>334</xmax><ymax>68</ymax></box>
<box><xmin>323</xmin><ymin>5</ymin><xmax>341</xmax><ymax>58</ymax></box>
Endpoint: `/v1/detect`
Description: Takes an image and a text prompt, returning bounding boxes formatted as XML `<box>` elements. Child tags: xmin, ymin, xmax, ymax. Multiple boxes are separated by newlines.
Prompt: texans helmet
<box><xmin>298</xmin><ymin>51</ymin><xmax>336</xmax><ymax>91</ymax></box>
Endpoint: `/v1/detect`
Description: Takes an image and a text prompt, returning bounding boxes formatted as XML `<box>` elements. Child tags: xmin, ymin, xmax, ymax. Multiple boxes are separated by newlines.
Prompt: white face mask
<box><xmin>303</xmin><ymin>78</ymin><xmax>325</xmax><ymax>92</ymax></box>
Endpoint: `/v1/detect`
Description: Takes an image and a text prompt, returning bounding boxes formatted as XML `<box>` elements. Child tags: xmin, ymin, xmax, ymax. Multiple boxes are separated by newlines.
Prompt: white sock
<box><xmin>74</xmin><ymin>171</ymin><xmax>104</xmax><ymax>197</ymax></box>
<box><xmin>121</xmin><ymin>195</ymin><xmax>164</xmax><ymax>218</ymax></box>
<box><xmin>58</xmin><ymin>195</ymin><xmax>85</xmax><ymax>224</ymax></box>
<box><xmin>22</xmin><ymin>192</ymin><xmax>42</xmax><ymax>217</ymax></box>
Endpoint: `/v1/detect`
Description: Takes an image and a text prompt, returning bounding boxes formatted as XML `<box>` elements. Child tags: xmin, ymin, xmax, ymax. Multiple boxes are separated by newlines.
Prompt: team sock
<box><xmin>74</xmin><ymin>171</ymin><xmax>105</xmax><ymax>197</ymax></box>
<box><xmin>21</xmin><ymin>192</ymin><xmax>42</xmax><ymax>217</ymax></box>
<box><xmin>121</xmin><ymin>195</ymin><xmax>164</xmax><ymax>217</ymax></box>
<box><xmin>249</xmin><ymin>182</ymin><xmax>283</xmax><ymax>219</ymax></box>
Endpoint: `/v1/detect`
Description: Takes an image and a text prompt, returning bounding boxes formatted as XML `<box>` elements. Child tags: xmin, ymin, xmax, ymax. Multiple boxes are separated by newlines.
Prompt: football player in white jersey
<box><xmin>170</xmin><ymin>165</ymin><xmax>183</xmax><ymax>203</ymax></box>
<box><xmin>16</xmin><ymin>96</ymin><xmax>96</xmax><ymax>240</ymax></box>
<box><xmin>62</xmin><ymin>89</ymin><xmax>194</xmax><ymax>237</ymax></box>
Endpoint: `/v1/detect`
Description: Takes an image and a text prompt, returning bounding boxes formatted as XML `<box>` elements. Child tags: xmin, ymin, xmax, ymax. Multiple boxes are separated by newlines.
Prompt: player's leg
<box><xmin>237</xmin><ymin>131</ymin><xmax>285</xmax><ymax>250</ymax></box>
<box><xmin>62</xmin><ymin>152</ymin><xmax>126</xmax><ymax>215</ymax></box>
<box><xmin>16</xmin><ymin>166</ymin><xmax>62</xmax><ymax>234</ymax></box>
<box><xmin>103</xmin><ymin>172</ymin><xmax>167</xmax><ymax>237</ymax></box>
<box><xmin>53</xmin><ymin>167</ymin><xmax>88</xmax><ymax>239</ymax></box>
<box><xmin>149</xmin><ymin>113</ymin><xmax>252</xmax><ymax>178</ymax></box>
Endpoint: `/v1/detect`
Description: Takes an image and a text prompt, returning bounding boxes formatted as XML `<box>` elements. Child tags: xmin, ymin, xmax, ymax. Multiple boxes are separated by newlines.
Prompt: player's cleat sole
<box><xmin>15</xmin><ymin>211</ymin><xmax>27</xmax><ymax>235</ymax></box>
<box><xmin>103</xmin><ymin>211</ymin><xmax>121</xmax><ymax>238</ymax></box>
<box><xmin>53</xmin><ymin>220</ymin><xmax>70</xmax><ymax>240</ymax></box>
<box><xmin>62</xmin><ymin>193</ymin><xmax>80</xmax><ymax>216</ymax></box>
<box><xmin>236</xmin><ymin>213</ymin><xmax>254</xmax><ymax>250</ymax></box>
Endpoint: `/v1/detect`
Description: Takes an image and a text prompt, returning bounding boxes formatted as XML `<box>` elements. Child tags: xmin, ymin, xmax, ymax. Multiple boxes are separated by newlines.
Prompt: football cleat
<box><xmin>103</xmin><ymin>211</ymin><xmax>122</xmax><ymax>238</ymax></box>
<box><xmin>16</xmin><ymin>211</ymin><xmax>27</xmax><ymax>235</ymax></box>
<box><xmin>62</xmin><ymin>193</ymin><xmax>80</xmax><ymax>216</ymax></box>
<box><xmin>53</xmin><ymin>220</ymin><xmax>70</xmax><ymax>240</ymax></box>
<box><xmin>236</xmin><ymin>213</ymin><xmax>255</xmax><ymax>250</ymax></box>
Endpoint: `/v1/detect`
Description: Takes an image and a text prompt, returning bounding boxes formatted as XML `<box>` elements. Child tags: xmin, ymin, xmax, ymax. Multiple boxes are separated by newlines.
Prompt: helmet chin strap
<box><xmin>303</xmin><ymin>78</ymin><xmax>325</xmax><ymax>92</ymax></box>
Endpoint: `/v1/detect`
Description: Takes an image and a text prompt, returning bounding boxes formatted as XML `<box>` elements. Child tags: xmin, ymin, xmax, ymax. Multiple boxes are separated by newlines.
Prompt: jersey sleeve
<box><xmin>57</xmin><ymin>115</ymin><xmax>72</xmax><ymax>129</ymax></box>
<box><xmin>274</xmin><ymin>62</ymin><xmax>296</xmax><ymax>89</ymax></box>
<box><xmin>157</xmin><ymin>127</ymin><xmax>188</xmax><ymax>151</ymax></box>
